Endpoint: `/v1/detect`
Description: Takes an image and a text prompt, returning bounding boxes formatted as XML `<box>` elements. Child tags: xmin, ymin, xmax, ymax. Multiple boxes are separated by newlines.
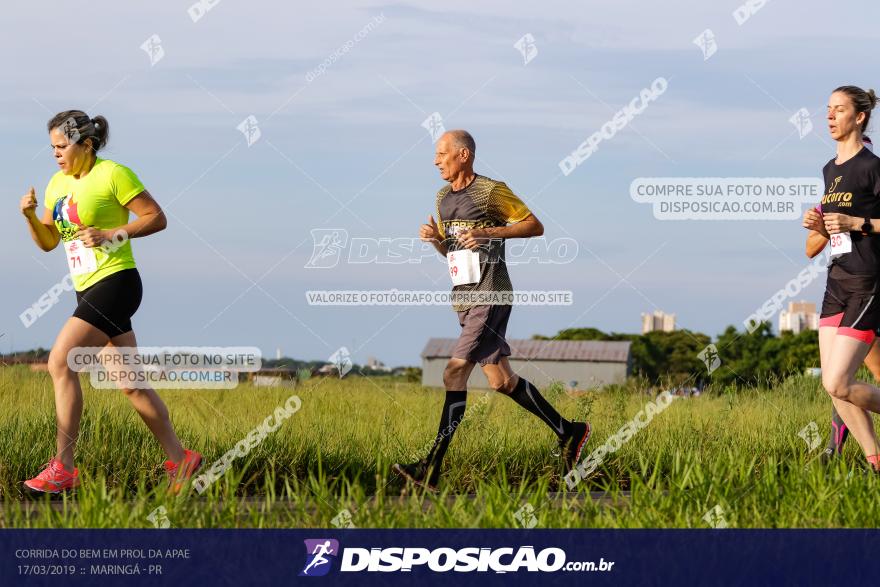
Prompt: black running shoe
<box><xmin>392</xmin><ymin>460</ymin><xmax>439</xmax><ymax>493</ymax></box>
<box><xmin>558</xmin><ymin>421</ymin><xmax>592</xmax><ymax>472</ymax></box>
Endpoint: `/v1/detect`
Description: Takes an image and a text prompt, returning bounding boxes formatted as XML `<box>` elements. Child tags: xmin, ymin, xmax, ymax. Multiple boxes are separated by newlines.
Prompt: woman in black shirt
<box><xmin>803</xmin><ymin>85</ymin><xmax>880</xmax><ymax>470</ymax></box>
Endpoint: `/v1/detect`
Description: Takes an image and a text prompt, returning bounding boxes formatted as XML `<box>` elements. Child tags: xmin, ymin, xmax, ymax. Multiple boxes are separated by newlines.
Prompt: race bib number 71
<box><xmin>64</xmin><ymin>239</ymin><xmax>98</xmax><ymax>276</ymax></box>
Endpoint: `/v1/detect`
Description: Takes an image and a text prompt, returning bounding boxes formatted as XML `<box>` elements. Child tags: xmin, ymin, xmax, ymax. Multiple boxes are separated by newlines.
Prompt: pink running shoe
<box><xmin>24</xmin><ymin>459</ymin><xmax>80</xmax><ymax>494</ymax></box>
<box><xmin>164</xmin><ymin>449</ymin><xmax>203</xmax><ymax>494</ymax></box>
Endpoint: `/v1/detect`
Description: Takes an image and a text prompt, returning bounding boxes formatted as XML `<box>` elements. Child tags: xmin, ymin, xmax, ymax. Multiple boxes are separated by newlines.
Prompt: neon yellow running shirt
<box><xmin>43</xmin><ymin>158</ymin><xmax>145</xmax><ymax>291</ymax></box>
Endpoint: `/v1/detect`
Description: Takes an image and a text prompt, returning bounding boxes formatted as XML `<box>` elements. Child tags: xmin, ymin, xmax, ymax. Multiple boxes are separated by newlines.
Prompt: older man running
<box><xmin>392</xmin><ymin>130</ymin><xmax>591</xmax><ymax>491</ymax></box>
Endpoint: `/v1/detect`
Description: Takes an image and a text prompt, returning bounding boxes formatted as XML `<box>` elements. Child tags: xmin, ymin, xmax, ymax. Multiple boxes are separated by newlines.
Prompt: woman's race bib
<box><xmin>64</xmin><ymin>239</ymin><xmax>98</xmax><ymax>276</ymax></box>
<box><xmin>829</xmin><ymin>232</ymin><xmax>852</xmax><ymax>258</ymax></box>
<box><xmin>447</xmin><ymin>249</ymin><xmax>481</xmax><ymax>286</ymax></box>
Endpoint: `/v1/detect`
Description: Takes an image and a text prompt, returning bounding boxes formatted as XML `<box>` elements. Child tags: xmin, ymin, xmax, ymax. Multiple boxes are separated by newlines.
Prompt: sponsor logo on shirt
<box><xmin>821</xmin><ymin>176</ymin><xmax>853</xmax><ymax>207</ymax></box>
<box><xmin>52</xmin><ymin>194</ymin><xmax>82</xmax><ymax>240</ymax></box>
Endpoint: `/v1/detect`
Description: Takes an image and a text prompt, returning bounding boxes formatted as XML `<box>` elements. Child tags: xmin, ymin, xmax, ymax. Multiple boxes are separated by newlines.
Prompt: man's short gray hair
<box><xmin>447</xmin><ymin>129</ymin><xmax>476</xmax><ymax>156</ymax></box>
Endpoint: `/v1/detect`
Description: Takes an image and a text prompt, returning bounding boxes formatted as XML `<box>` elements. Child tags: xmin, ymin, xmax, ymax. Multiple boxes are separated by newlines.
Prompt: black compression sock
<box><xmin>828</xmin><ymin>407</ymin><xmax>849</xmax><ymax>454</ymax></box>
<box><xmin>507</xmin><ymin>377</ymin><xmax>573</xmax><ymax>438</ymax></box>
<box><xmin>425</xmin><ymin>391</ymin><xmax>467</xmax><ymax>480</ymax></box>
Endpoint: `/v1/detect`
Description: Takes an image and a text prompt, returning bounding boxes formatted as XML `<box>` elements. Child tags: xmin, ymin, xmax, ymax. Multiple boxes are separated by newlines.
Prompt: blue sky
<box><xmin>2</xmin><ymin>1</ymin><xmax>879</xmax><ymax>366</ymax></box>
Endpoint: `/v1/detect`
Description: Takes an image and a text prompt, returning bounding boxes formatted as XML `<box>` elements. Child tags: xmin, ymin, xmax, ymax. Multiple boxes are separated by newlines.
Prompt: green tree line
<box><xmin>534</xmin><ymin>322</ymin><xmax>819</xmax><ymax>387</ymax></box>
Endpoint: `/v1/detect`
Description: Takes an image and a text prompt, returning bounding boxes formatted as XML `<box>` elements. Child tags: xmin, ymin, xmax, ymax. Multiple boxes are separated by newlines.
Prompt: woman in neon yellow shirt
<box><xmin>19</xmin><ymin>110</ymin><xmax>201</xmax><ymax>494</ymax></box>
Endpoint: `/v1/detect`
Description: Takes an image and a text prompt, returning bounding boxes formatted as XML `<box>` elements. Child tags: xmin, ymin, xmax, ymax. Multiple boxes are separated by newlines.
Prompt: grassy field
<box><xmin>2</xmin><ymin>365</ymin><xmax>880</xmax><ymax>528</ymax></box>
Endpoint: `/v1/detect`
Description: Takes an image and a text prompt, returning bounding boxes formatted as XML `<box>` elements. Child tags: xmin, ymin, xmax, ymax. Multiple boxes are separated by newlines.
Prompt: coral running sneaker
<box><xmin>164</xmin><ymin>449</ymin><xmax>203</xmax><ymax>495</ymax></box>
<box><xmin>24</xmin><ymin>459</ymin><xmax>80</xmax><ymax>494</ymax></box>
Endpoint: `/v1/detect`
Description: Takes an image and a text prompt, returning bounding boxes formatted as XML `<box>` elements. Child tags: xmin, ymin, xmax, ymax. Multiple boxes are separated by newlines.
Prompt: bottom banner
<box><xmin>2</xmin><ymin>529</ymin><xmax>875</xmax><ymax>585</ymax></box>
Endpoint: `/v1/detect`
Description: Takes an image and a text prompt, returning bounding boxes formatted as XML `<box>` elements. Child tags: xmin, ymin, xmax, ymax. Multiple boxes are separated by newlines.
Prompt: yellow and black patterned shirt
<box><xmin>435</xmin><ymin>175</ymin><xmax>532</xmax><ymax>311</ymax></box>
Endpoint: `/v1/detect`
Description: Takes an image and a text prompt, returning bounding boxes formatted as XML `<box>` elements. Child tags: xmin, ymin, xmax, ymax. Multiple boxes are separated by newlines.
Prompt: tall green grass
<box><xmin>2</xmin><ymin>365</ymin><xmax>878</xmax><ymax>528</ymax></box>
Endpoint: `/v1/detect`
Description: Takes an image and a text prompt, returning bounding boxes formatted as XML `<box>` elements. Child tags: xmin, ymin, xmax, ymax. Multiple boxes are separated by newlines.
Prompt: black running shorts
<box><xmin>820</xmin><ymin>264</ymin><xmax>880</xmax><ymax>343</ymax></box>
<box><xmin>73</xmin><ymin>268</ymin><xmax>143</xmax><ymax>337</ymax></box>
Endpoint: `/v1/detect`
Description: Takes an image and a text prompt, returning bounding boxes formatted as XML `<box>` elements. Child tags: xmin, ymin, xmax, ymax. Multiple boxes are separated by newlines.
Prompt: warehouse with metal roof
<box><xmin>420</xmin><ymin>338</ymin><xmax>632</xmax><ymax>390</ymax></box>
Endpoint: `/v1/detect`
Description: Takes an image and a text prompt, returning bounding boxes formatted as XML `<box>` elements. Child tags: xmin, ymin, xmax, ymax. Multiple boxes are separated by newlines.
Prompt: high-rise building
<box><xmin>779</xmin><ymin>301</ymin><xmax>818</xmax><ymax>334</ymax></box>
<box><xmin>642</xmin><ymin>310</ymin><xmax>676</xmax><ymax>334</ymax></box>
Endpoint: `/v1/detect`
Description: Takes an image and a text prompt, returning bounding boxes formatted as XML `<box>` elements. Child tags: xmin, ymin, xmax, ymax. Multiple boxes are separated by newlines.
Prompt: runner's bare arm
<box><xmin>823</xmin><ymin>212</ymin><xmax>880</xmax><ymax>235</ymax></box>
<box><xmin>20</xmin><ymin>187</ymin><xmax>61</xmax><ymax>251</ymax></box>
<box><xmin>806</xmin><ymin>209</ymin><xmax>880</xmax><ymax>258</ymax></box>
<box><xmin>420</xmin><ymin>215</ymin><xmax>448</xmax><ymax>256</ymax></box>
<box><xmin>457</xmin><ymin>214</ymin><xmax>543</xmax><ymax>249</ymax></box>
<box><xmin>802</xmin><ymin>207</ymin><xmax>828</xmax><ymax>236</ymax></box>
<box><xmin>75</xmin><ymin>190</ymin><xmax>167</xmax><ymax>247</ymax></box>
<box><xmin>806</xmin><ymin>230</ymin><xmax>829</xmax><ymax>258</ymax></box>
<box><xmin>485</xmin><ymin>213</ymin><xmax>544</xmax><ymax>239</ymax></box>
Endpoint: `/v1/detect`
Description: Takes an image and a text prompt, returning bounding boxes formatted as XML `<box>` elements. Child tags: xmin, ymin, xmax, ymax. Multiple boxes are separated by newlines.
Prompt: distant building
<box><xmin>316</xmin><ymin>364</ymin><xmax>338</xmax><ymax>376</ymax></box>
<box><xmin>642</xmin><ymin>310</ymin><xmax>675</xmax><ymax>334</ymax></box>
<box><xmin>366</xmin><ymin>356</ymin><xmax>390</xmax><ymax>372</ymax></box>
<box><xmin>779</xmin><ymin>301</ymin><xmax>819</xmax><ymax>334</ymax></box>
<box><xmin>421</xmin><ymin>338</ymin><xmax>631</xmax><ymax>390</ymax></box>
<box><xmin>248</xmin><ymin>368</ymin><xmax>296</xmax><ymax>388</ymax></box>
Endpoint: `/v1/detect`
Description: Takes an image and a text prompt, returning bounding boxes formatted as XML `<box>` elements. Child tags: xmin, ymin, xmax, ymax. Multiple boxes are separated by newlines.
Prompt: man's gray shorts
<box><xmin>452</xmin><ymin>304</ymin><xmax>512</xmax><ymax>365</ymax></box>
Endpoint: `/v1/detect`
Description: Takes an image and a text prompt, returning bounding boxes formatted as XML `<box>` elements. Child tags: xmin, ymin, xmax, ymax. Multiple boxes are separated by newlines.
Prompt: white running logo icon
<box><xmin>303</xmin><ymin>541</ymin><xmax>335</xmax><ymax>575</ymax></box>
